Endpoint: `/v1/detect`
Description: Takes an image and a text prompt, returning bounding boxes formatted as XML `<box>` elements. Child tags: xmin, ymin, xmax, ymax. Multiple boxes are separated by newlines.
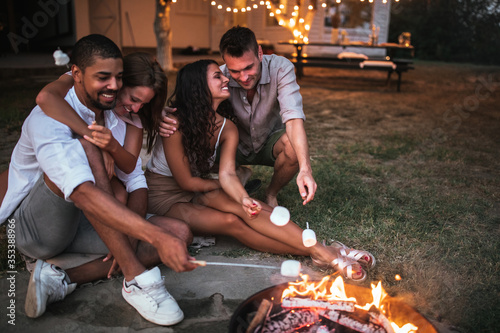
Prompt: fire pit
<box><xmin>230</xmin><ymin>275</ymin><xmax>437</xmax><ymax>333</ymax></box>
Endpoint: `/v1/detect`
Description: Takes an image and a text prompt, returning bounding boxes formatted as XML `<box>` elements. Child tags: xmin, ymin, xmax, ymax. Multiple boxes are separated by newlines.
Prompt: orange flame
<box><xmin>281</xmin><ymin>274</ymin><xmax>418</xmax><ymax>333</ymax></box>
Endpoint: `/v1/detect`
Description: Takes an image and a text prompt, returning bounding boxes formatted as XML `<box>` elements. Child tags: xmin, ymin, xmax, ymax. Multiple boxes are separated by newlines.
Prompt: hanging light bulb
<box><xmin>233</xmin><ymin>8</ymin><xmax>238</xmax><ymax>12</ymax></box>
<box><xmin>276</xmin><ymin>9</ymin><xmax>281</xmax><ymax>14</ymax></box>
<box><xmin>305</xmin><ymin>24</ymin><xmax>310</xmax><ymax>31</ymax></box>
<box><xmin>322</xmin><ymin>2</ymin><xmax>327</xmax><ymax>7</ymax></box>
<box><xmin>299</xmin><ymin>18</ymin><xmax>304</xmax><ymax>23</ymax></box>
<box><xmin>308</xmin><ymin>5</ymin><xmax>313</xmax><ymax>10</ymax></box>
<box><xmin>210</xmin><ymin>1</ymin><xmax>216</xmax><ymax>5</ymax></box>
<box><xmin>226</xmin><ymin>7</ymin><xmax>231</xmax><ymax>11</ymax></box>
<box><xmin>253</xmin><ymin>4</ymin><xmax>258</xmax><ymax>8</ymax></box>
<box><xmin>279</xmin><ymin>4</ymin><xmax>284</xmax><ymax>9</ymax></box>
<box><xmin>269</xmin><ymin>12</ymin><xmax>275</xmax><ymax>16</ymax></box>
<box><xmin>293</xmin><ymin>29</ymin><xmax>300</xmax><ymax>37</ymax></box>
<box><xmin>279</xmin><ymin>20</ymin><xmax>285</xmax><ymax>25</ymax></box>
<box><xmin>218</xmin><ymin>4</ymin><xmax>222</xmax><ymax>9</ymax></box>
<box><xmin>294</xmin><ymin>5</ymin><xmax>299</xmax><ymax>10</ymax></box>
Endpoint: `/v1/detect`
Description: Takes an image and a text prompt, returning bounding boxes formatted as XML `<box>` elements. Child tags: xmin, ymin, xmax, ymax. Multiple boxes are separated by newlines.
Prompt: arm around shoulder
<box><xmin>36</xmin><ymin>73</ymin><xmax>92</xmax><ymax>138</ymax></box>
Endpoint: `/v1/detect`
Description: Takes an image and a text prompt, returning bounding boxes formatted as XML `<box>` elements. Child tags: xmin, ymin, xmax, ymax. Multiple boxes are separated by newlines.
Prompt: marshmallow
<box><xmin>302</xmin><ymin>222</ymin><xmax>317</xmax><ymax>247</ymax></box>
<box><xmin>280</xmin><ymin>260</ymin><xmax>301</xmax><ymax>277</ymax></box>
<box><xmin>270</xmin><ymin>206</ymin><xmax>290</xmax><ymax>226</ymax></box>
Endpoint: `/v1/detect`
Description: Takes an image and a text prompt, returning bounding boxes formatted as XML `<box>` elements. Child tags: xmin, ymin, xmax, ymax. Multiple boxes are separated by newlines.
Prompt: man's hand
<box><xmin>153</xmin><ymin>233</ymin><xmax>197</xmax><ymax>272</ymax></box>
<box><xmin>159</xmin><ymin>106</ymin><xmax>178</xmax><ymax>138</ymax></box>
<box><xmin>297</xmin><ymin>169</ymin><xmax>317</xmax><ymax>205</ymax></box>
<box><xmin>103</xmin><ymin>252</ymin><xmax>121</xmax><ymax>278</ymax></box>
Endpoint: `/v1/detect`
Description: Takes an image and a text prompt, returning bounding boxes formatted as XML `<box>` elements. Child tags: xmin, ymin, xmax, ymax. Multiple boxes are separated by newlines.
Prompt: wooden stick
<box><xmin>246</xmin><ymin>299</ymin><xmax>273</xmax><ymax>333</ymax></box>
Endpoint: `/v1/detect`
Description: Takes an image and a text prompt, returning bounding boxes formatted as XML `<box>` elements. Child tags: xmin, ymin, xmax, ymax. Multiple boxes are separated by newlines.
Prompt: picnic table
<box><xmin>279</xmin><ymin>41</ymin><xmax>415</xmax><ymax>91</ymax></box>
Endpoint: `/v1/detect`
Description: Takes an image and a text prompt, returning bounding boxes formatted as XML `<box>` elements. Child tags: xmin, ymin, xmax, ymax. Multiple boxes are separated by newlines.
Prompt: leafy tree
<box><xmin>389</xmin><ymin>0</ymin><xmax>500</xmax><ymax>64</ymax></box>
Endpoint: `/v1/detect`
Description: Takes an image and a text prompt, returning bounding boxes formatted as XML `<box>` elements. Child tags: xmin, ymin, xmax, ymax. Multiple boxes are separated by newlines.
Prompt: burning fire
<box><xmin>281</xmin><ymin>274</ymin><xmax>418</xmax><ymax>333</ymax></box>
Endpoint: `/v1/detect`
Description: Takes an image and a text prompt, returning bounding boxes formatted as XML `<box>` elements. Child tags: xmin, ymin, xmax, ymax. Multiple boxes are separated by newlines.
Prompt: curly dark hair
<box><xmin>167</xmin><ymin>59</ymin><xmax>235</xmax><ymax>176</ymax></box>
<box><xmin>122</xmin><ymin>52</ymin><xmax>168</xmax><ymax>154</ymax></box>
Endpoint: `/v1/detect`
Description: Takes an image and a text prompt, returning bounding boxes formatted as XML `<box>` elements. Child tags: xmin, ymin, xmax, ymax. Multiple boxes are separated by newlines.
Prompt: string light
<box><xmin>196</xmin><ymin>0</ymin><xmax>399</xmax><ymax>30</ymax></box>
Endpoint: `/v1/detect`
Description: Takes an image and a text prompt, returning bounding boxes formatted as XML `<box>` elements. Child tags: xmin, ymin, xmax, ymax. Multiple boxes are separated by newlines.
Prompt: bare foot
<box><xmin>236</xmin><ymin>166</ymin><xmax>252</xmax><ymax>186</ymax></box>
<box><xmin>266</xmin><ymin>194</ymin><xmax>279</xmax><ymax>208</ymax></box>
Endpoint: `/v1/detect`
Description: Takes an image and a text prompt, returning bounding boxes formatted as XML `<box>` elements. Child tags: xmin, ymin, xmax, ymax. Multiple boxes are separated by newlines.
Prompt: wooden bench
<box><xmin>290</xmin><ymin>56</ymin><xmax>414</xmax><ymax>92</ymax></box>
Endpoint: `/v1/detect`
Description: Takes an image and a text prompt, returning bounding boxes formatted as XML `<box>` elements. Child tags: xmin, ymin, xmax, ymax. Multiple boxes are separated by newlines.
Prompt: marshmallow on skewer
<box><xmin>280</xmin><ymin>260</ymin><xmax>302</xmax><ymax>277</ymax></box>
<box><xmin>302</xmin><ymin>222</ymin><xmax>317</xmax><ymax>247</ymax></box>
<box><xmin>270</xmin><ymin>206</ymin><xmax>290</xmax><ymax>226</ymax></box>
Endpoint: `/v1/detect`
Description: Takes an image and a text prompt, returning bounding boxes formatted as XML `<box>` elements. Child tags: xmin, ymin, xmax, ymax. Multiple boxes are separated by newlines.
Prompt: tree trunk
<box><xmin>154</xmin><ymin>0</ymin><xmax>173</xmax><ymax>71</ymax></box>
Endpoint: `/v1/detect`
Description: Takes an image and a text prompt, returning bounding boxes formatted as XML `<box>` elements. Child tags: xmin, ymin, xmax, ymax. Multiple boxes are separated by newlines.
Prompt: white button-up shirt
<box><xmin>0</xmin><ymin>87</ymin><xmax>147</xmax><ymax>224</ymax></box>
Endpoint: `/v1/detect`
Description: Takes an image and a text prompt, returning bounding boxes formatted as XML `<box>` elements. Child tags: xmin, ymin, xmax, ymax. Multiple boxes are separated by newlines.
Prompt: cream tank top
<box><xmin>147</xmin><ymin>118</ymin><xmax>227</xmax><ymax>177</ymax></box>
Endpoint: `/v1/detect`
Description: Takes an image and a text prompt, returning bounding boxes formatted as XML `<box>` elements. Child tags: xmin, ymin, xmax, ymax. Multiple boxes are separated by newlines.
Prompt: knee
<box><xmin>220</xmin><ymin>213</ymin><xmax>246</xmax><ymax>232</ymax></box>
<box><xmin>176</xmin><ymin>221</ymin><xmax>193</xmax><ymax>244</ymax></box>
<box><xmin>17</xmin><ymin>239</ymin><xmax>64</xmax><ymax>261</ymax></box>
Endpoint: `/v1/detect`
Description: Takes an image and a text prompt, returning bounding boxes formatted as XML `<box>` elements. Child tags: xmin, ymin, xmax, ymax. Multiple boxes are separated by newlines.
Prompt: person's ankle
<box><xmin>265</xmin><ymin>192</ymin><xmax>279</xmax><ymax>207</ymax></box>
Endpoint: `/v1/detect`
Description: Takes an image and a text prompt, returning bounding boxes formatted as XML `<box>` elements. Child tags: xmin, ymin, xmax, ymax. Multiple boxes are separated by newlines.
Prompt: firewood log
<box><xmin>281</xmin><ymin>297</ymin><xmax>356</xmax><ymax>312</ymax></box>
<box><xmin>246</xmin><ymin>299</ymin><xmax>273</xmax><ymax>333</ymax></box>
<box><xmin>320</xmin><ymin>309</ymin><xmax>387</xmax><ymax>333</ymax></box>
<box><xmin>260</xmin><ymin>309</ymin><xmax>318</xmax><ymax>333</ymax></box>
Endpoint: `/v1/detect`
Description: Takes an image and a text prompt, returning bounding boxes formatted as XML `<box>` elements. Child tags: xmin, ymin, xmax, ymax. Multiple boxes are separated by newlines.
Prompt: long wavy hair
<box><xmin>122</xmin><ymin>52</ymin><xmax>167</xmax><ymax>153</ymax></box>
<box><xmin>167</xmin><ymin>59</ymin><xmax>235</xmax><ymax>176</ymax></box>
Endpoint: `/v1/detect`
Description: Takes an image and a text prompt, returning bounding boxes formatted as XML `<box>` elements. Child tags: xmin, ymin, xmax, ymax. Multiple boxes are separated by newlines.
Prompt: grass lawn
<box><xmin>1</xmin><ymin>61</ymin><xmax>499</xmax><ymax>332</ymax></box>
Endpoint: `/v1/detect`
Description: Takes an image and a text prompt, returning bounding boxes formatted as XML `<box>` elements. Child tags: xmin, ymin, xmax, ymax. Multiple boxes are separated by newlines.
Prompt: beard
<box><xmin>85</xmin><ymin>89</ymin><xmax>118</xmax><ymax>111</ymax></box>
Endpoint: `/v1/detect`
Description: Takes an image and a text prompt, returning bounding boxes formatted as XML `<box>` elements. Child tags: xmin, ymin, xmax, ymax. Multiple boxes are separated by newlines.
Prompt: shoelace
<box><xmin>141</xmin><ymin>280</ymin><xmax>171</xmax><ymax>305</ymax></box>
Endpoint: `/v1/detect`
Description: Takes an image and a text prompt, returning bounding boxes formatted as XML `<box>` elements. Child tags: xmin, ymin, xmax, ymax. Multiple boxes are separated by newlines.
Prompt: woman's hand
<box><xmin>242</xmin><ymin>197</ymin><xmax>262</xmax><ymax>219</ymax></box>
<box><xmin>84</xmin><ymin>123</ymin><xmax>120</xmax><ymax>153</ymax></box>
<box><xmin>101</xmin><ymin>151</ymin><xmax>115</xmax><ymax>180</ymax></box>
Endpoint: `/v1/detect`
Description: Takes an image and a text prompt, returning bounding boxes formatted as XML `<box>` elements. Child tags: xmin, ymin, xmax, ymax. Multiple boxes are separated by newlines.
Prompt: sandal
<box><xmin>311</xmin><ymin>255</ymin><xmax>367</xmax><ymax>282</ymax></box>
<box><xmin>329</xmin><ymin>241</ymin><xmax>376</xmax><ymax>270</ymax></box>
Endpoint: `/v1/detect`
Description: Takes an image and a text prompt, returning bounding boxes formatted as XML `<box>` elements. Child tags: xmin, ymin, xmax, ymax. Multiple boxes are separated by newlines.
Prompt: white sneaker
<box><xmin>25</xmin><ymin>259</ymin><xmax>77</xmax><ymax>318</ymax></box>
<box><xmin>122</xmin><ymin>267</ymin><xmax>184</xmax><ymax>326</ymax></box>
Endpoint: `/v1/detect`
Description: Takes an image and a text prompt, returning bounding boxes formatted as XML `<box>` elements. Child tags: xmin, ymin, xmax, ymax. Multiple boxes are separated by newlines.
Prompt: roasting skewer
<box><xmin>190</xmin><ymin>259</ymin><xmax>302</xmax><ymax>277</ymax></box>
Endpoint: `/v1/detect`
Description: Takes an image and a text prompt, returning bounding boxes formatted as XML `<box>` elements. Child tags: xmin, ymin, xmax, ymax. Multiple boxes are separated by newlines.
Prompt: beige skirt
<box><xmin>145</xmin><ymin>170</ymin><xmax>196</xmax><ymax>216</ymax></box>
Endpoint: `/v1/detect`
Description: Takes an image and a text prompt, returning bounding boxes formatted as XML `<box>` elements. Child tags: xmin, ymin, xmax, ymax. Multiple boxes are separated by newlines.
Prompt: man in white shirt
<box><xmin>0</xmin><ymin>34</ymin><xmax>197</xmax><ymax>326</ymax></box>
